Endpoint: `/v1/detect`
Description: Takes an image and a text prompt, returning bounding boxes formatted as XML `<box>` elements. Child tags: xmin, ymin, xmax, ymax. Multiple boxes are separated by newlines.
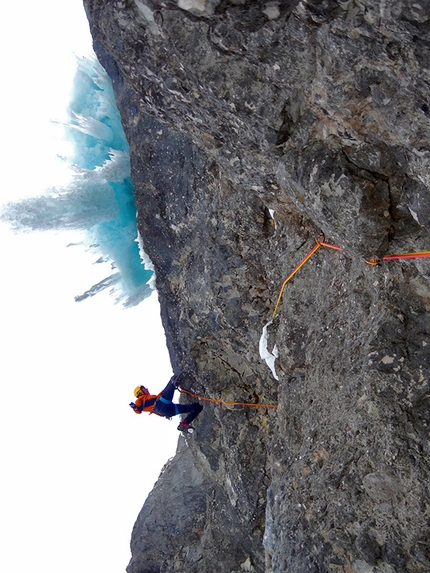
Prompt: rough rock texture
<box><xmin>83</xmin><ymin>1</ymin><xmax>430</xmax><ymax>572</ymax></box>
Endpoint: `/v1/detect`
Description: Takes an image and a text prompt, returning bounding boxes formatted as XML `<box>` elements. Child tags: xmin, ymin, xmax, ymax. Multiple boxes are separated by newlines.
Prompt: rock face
<box><xmin>83</xmin><ymin>1</ymin><xmax>430</xmax><ymax>572</ymax></box>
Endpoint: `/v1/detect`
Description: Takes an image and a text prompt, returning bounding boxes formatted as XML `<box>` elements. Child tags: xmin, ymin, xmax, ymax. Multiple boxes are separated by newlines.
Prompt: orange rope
<box><xmin>306</xmin><ymin>240</ymin><xmax>429</xmax><ymax>263</ymax></box>
<box><xmin>271</xmin><ymin>236</ymin><xmax>343</xmax><ymax>318</ymax></box>
<box><xmin>367</xmin><ymin>251</ymin><xmax>430</xmax><ymax>264</ymax></box>
<box><xmin>273</xmin><ymin>236</ymin><xmax>429</xmax><ymax>311</ymax></box>
<box><xmin>272</xmin><ymin>240</ymin><xmax>322</xmax><ymax>318</ymax></box>
<box><xmin>179</xmin><ymin>386</ymin><xmax>278</xmax><ymax>409</ymax></box>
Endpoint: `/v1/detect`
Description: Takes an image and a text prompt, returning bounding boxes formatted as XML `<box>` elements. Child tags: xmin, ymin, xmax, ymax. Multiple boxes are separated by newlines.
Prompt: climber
<box><xmin>129</xmin><ymin>374</ymin><xmax>203</xmax><ymax>434</ymax></box>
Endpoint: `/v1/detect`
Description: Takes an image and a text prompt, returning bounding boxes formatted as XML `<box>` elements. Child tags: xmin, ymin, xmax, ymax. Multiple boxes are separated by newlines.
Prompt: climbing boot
<box><xmin>171</xmin><ymin>372</ymin><xmax>184</xmax><ymax>389</ymax></box>
<box><xmin>177</xmin><ymin>421</ymin><xmax>195</xmax><ymax>434</ymax></box>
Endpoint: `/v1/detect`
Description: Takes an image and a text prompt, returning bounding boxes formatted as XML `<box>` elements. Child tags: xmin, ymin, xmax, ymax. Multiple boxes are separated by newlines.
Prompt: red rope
<box><xmin>318</xmin><ymin>241</ymin><xmax>343</xmax><ymax>251</ymax></box>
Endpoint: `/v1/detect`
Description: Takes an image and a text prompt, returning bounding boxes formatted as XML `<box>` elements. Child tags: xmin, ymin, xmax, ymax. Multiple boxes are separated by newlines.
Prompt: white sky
<box><xmin>0</xmin><ymin>2</ymin><xmax>178</xmax><ymax>572</ymax></box>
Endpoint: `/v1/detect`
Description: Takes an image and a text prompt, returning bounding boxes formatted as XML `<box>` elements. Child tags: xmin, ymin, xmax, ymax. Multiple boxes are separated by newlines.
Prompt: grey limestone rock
<box><xmin>83</xmin><ymin>1</ymin><xmax>430</xmax><ymax>572</ymax></box>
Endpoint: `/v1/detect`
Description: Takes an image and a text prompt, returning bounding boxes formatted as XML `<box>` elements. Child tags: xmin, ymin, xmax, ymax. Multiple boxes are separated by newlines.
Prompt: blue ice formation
<box><xmin>2</xmin><ymin>56</ymin><xmax>154</xmax><ymax>307</ymax></box>
<box><xmin>66</xmin><ymin>56</ymin><xmax>154</xmax><ymax>307</ymax></box>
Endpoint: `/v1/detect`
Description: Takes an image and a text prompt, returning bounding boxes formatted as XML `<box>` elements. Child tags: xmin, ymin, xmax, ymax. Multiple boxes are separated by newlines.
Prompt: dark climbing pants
<box><xmin>154</xmin><ymin>379</ymin><xmax>203</xmax><ymax>424</ymax></box>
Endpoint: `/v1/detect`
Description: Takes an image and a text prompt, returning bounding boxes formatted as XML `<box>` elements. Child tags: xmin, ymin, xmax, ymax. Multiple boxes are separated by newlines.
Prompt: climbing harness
<box><xmin>156</xmin><ymin>396</ymin><xmax>180</xmax><ymax>417</ymax></box>
<box><xmin>178</xmin><ymin>386</ymin><xmax>278</xmax><ymax>410</ymax></box>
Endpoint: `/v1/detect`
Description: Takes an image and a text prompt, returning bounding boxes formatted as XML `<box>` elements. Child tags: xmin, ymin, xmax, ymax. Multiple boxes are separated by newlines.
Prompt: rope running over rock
<box><xmin>272</xmin><ymin>235</ymin><xmax>430</xmax><ymax>317</ymax></box>
<box><xmin>179</xmin><ymin>386</ymin><xmax>278</xmax><ymax>409</ymax></box>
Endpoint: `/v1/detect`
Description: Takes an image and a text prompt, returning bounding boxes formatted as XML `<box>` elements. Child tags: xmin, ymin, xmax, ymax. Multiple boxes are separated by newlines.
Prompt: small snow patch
<box><xmin>408</xmin><ymin>207</ymin><xmax>420</xmax><ymax>224</ymax></box>
<box><xmin>259</xmin><ymin>320</ymin><xmax>279</xmax><ymax>381</ymax></box>
<box><xmin>262</xmin><ymin>2</ymin><xmax>281</xmax><ymax>19</ymax></box>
